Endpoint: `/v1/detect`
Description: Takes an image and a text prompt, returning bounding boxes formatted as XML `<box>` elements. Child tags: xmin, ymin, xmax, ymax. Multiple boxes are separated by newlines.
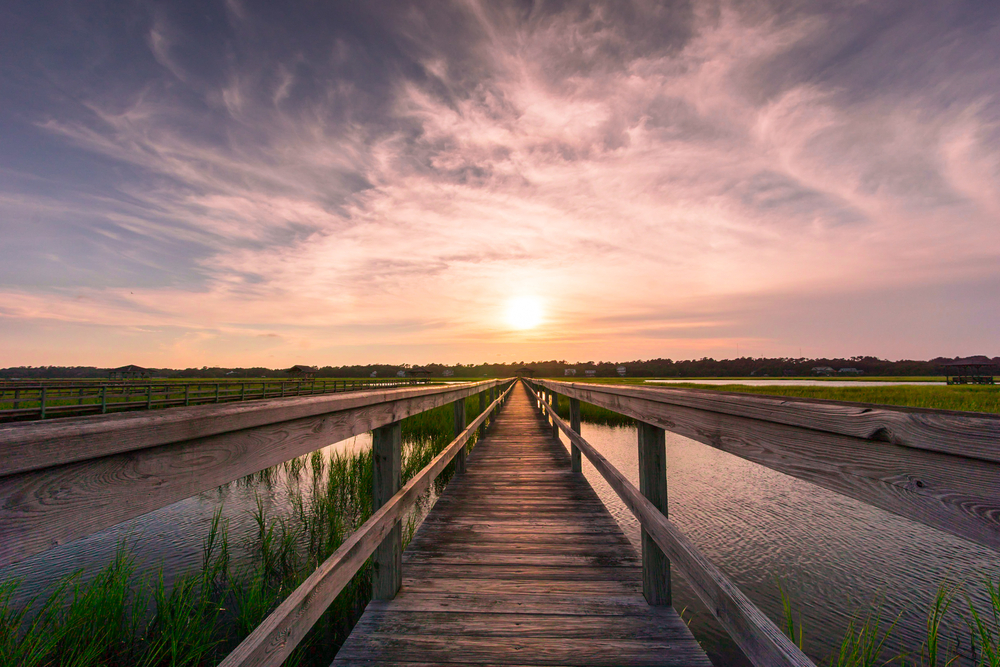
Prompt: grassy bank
<box><xmin>651</xmin><ymin>382</ymin><xmax>1000</xmax><ymax>414</ymax></box>
<box><xmin>0</xmin><ymin>394</ymin><xmax>488</xmax><ymax>667</ymax></box>
<box><xmin>556</xmin><ymin>377</ymin><xmax>999</xmax><ymax>414</ymax></box>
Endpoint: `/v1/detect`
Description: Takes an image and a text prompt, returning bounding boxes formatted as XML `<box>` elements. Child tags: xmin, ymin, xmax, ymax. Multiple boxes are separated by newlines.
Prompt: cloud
<box><xmin>0</xmin><ymin>0</ymin><xmax>998</xmax><ymax>365</ymax></box>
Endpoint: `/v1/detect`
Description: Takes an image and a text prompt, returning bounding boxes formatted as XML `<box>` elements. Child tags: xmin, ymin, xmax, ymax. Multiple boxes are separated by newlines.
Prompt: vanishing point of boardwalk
<box><xmin>333</xmin><ymin>384</ymin><xmax>712</xmax><ymax>666</ymax></box>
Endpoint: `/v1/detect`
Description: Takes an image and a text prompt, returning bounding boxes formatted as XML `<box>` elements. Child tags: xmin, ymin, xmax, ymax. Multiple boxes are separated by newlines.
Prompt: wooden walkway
<box><xmin>333</xmin><ymin>383</ymin><xmax>711</xmax><ymax>666</ymax></box>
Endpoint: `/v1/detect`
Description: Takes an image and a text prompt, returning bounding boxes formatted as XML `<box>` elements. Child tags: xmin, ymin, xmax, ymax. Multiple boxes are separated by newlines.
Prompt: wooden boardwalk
<box><xmin>333</xmin><ymin>383</ymin><xmax>711</xmax><ymax>666</ymax></box>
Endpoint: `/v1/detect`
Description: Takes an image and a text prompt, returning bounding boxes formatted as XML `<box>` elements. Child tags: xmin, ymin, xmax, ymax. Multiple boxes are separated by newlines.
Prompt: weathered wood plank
<box><xmin>535</xmin><ymin>379</ymin><xmax>1000</xmax><ymax>553</ymax></box>
<box><xmin>0</xmin><ymin>381</ymin><xmax>510</xmax><ymax>567</ymax></box>
<box><xmin>0</xmin><ymin>380</ymin><xmax>506</xmax><ymax>477</ymax></box>
<box><xmin>529</xmin><ymin>382</ymin><xmax>814</xmax><ymax>667</ymax></box>
<box><xmin>536</xmin><ymin>379</ymin><xmax>1000</xmax><ymax>462</ymax></box>
<box><xmin>335</xmin><ymin>634</ymin><xmax>710</xmax><ymax>666</ymax></box>
<box><xmin>638</xmin><ymin>421</ymin><xmax>670</xmax><ymax>606</ymax></box>
<box><xmin>349</xmin><ymin>609</ymin><xmax>687</xmax><ymax>639</ymax></box>
<box><xmin>372</xmin><ymin>420</ymin><xmax>402</xmax><ymax>599</ymax></box>
<box><xmin>400</xmin><ymin>564</ymin><xmax>643</xmax><ymax>582</ymax></box>
<box><xmin>217</xmin><ymin>382</ymin><xmax>515</xmax><ymax>667</ymax></box>
<box><xmin>333</xmin><ymin>382</ymin><xmax>710</xmax><ymax>667</ymax></box>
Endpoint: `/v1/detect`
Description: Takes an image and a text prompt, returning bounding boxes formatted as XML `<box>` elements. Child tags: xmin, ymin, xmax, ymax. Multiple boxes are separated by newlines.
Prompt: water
<box><xmin>1</xmin><ymin>433</ymin><xmax>375</xmax><ymax>606</ymax></box>
<box><xmin>646</xmin><ymin>379</ymin><xmax>947</xmax><ymax>387</ymax></box>
<box><xmin>5</xmin><ymin>412</ymin><xmax>998</xmax><ymax>667</ymax></box>
<box><xmin>571</xmin><ymin>422</ymin><xmax>1000</xmax><ymax>666</ymax></box>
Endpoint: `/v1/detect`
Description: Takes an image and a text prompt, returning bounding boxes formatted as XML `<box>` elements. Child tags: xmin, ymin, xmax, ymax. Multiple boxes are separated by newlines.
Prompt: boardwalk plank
<box><xmin>332</xmin><ymin>382</ymin><xmax>711</xmax><ymax>667</ymax></box>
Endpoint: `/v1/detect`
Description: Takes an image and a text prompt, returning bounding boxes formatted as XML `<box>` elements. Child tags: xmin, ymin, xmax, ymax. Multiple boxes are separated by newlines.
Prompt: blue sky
<box><xmin>1</xmin><ymin>0</ymin><xmax>998</xmax><ymax>366</ymax></box>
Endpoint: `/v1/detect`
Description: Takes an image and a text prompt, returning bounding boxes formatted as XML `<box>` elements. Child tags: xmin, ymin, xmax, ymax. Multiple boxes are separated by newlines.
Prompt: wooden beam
<box><xmin>478</xmin><ymin>390</ymin><xmax>487</xmax><ymax>441</ymax></box>
<box><xmin>638</xmin><ymin>422</ymin><xmax>669</xmax><ymax>606</ymax></box>
<box><xmin>550</xmin><ymin>391</ymin><xmax>560</xmax><ymax>440</ymax></box>
<box><xmin>454</xmin><ymin>399</ymin><xmax>467</xmax><ymax>473</ymax></box>
<box><xmin>570</xmin><ymin>398</ymin><xmax>582</xmax><ymax>474</ymax></box>
<box><xmin>372</xmin><ymin>421</ymin><xmax>402</xmax><ymax>599</ymax></box>
<box><xmin>537</xmin><ymin>380</ymin><xmax>1000</xmax><ymax>463</ymax></box>
<box><xmin>0</xmin><ymin>381</ymin><xmax>503</xmax><ymax>478</ymax></box>
<box><xmin>0</xmin><ymin>380</ymin><xmax>506</xmax><ymax>568</ymax></box>
<box><xmin>218</xmin><ymin>382</ymin><xmax>515</xmax><ymax>667</ymax></box>
<box><xmin>527</xmin><ymin>383</ymin><xmax>814</xmax><ymax>667</ymax></box>
<box><xmin>535</xmin><ymin>379</ymin><xmax>1000</xmax><ymax>553</ymax></box>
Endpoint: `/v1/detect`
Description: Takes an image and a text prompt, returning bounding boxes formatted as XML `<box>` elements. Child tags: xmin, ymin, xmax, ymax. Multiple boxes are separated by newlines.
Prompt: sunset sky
<box><xmin>2</xmin><ymin>1</ymin><xmax>998</xmax><ymax>367</ymax></box>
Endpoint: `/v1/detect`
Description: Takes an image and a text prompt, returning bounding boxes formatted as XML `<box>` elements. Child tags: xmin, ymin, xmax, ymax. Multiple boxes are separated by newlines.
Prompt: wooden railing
<box><xmin>0</xmin><ymin>379</ymin><xmax>513</xmax><ymax>569</ymax></box>
<box><xmin>0</xmin><ymin>377</ymin><xmax>428</xmax><ymax>423</ymax></box>
<box><xmin>220</xmin><ymin>380</ymin><xmax>516</xmax><ymax>667</ymax></box>
<box><xmin>526</xmin><ymin>379</ymin><xmax>1000</xmax><ymax>667</ymax></box>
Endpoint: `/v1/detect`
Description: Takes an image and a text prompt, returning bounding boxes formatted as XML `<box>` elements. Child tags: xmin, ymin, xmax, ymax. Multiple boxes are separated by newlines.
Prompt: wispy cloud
<box><xmin>1</xmin><ymin>0</ymin><xmax>997</xmax><ymax>365</ymax></box>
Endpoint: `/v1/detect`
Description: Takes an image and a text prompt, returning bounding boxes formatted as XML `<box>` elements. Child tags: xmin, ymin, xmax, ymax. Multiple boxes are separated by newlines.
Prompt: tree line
<box><xmin>2</xmin><ymin>355</ymin><xmax>993</xmax><ymax>379</ymax></box>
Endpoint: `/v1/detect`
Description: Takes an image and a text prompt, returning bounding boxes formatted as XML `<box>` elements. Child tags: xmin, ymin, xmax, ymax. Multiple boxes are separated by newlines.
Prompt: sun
<box><xmin>505</xmin><ymin>296</ymin><xmax>544</xmax><ymax>330</ymax></box>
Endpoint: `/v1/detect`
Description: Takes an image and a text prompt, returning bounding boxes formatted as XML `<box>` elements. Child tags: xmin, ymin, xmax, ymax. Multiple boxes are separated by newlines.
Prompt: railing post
<box><xmin>372</xmin><ymin>420</ymin><xmax>402</xmax><ymax>599</ymax></box>
<box><xmin>638</xmin><ymin>422</ymin><xmax>670</xmax><ymax>605</ymax></box>
<box><xmin>550</xmin><ymin>391</ymin><xmax>560</xmax><ymax>440</ymax></box>
<box><xmin>40</xmin><ymin>387</ymin><xmax>46</xmax><ymax>419</ymax></box>
<box><xmin>101</xmin><ymin>386</ymin><xmax>108</xmax><ymax>414</ymax></box>
<box><xmin>454</xmin><ymin>398</ymin><xmax>467</xmax><ymax>473</ymax></box>
<box><xmin>215</xmin><ymin>383</ymin><xmax>220</xmax><ymax>403</ymax></box>
<box><xmin>478</xmin><ymin>389</ymin><xmax>487</xmax><ymax>440</ymax></box>
<box><xmin>184</xmin><ymin>384</ymin><xmax>190</xmax><ymax>407</ymax></box>
<box><xmin>570</xmin><ymin>398</ymin><xmax>582</xmax><ymax>473</ymax></box>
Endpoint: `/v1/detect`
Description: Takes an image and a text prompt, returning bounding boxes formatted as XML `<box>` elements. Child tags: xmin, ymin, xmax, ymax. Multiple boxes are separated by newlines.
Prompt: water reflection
<box><xmin>571</xmin><ymin>423</ymin><xmax>999</xmax><ymax>666</ymax></box>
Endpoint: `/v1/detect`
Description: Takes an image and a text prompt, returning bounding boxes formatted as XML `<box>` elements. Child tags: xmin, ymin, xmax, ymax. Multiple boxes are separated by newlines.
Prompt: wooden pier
<box><xmin>4</xmin><ymin>376</ymin><xmax>999</xmax><ymax>667</ymax></box>
<box><xmin>333</xmin><ymin>384</ymin><xmax>711</xmax><ymax>666</ymax></box>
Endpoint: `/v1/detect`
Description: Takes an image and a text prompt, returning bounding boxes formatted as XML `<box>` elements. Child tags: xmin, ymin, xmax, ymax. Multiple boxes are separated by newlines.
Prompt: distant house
<box><xmin>564</xmin><ymin>368</ymin><xmax>576</xmax><ymax>376</ymax></box>
<box><xmin>285</xmin><ymin>365</ymin><xmax>318</xmax><ymax>379</ymax></box>
<box><xmin>396</xmin><ymin>370</ymin><xmax>407</xmax><ymax>377</ymax></box>
<box><xmin>585</xmin><ymin>370</ymin><xmax>597</xmax><ymax>377</ymax></box>
<box><xmin>811</xmin><ymin>366</ymin><xmax>835</xmax><ymax>376</ymax></box>
<box><xmin>108</xmin><ymin>365</ymin><xmax>149</xmax><ymax>381</ymax></box>
<box><xmin>408</xmin><ymin>367</ymin><xmax>432</xmax><ymax>378</ymax></box>
<box><xmin>515</xmin><ymin>367</ymin><xmax>535</xmax><ymax>378</ymax></box>
<box><xmin>442</xmin><ymin>369</ymin><xmax>454</xmax><ymax>377</ymax></box>
<box><xmin>370</xmin><ymin>371</ymin><xmax>377</xmax><ymax>377</ymax></box>
<box><xmin>617</xmin><ymin>366</ymin><xmax>626</xmax><ymax>377</ymax></box>
<box><xmin>838</xmin><ymin>367</ymin><xmax>862</xmax><ymax>375</ymax></box>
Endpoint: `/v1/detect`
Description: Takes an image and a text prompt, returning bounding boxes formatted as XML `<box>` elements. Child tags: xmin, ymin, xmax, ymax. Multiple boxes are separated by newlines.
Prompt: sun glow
<box><xmin>505</xmin><ymin>296</ymin><xmax>544</xmax><ymax>330</ymax></box>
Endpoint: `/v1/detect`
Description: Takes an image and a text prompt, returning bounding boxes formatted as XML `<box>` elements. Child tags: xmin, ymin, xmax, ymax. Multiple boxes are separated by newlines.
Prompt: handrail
<box><xmin>0</xmin><ymin>378</ymin><xmax>428</xmax><ymax>423</ymax></box>
<box><xmin>524</xmin><ymin>381</ymin><xmax>815</xmax><ymax>667</ymax></box>
<box><xmin>0</xmin><ymin>379</ymin><xmax>510</xmax><ymax>568</ymax></box>
<box><xmin>533</xmin><ymin>379</ymin><xmax>1000</xmax><ymax>553</ymax></box>
<box><xmin>219</xmin><ymin>380</ymin><xmax>516</xmax><ymax>667</ymax></box>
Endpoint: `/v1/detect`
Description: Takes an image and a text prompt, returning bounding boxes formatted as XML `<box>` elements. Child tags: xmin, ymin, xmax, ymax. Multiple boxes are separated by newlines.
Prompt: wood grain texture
<box><xmin>535</xmin><ymin>379</ymin><xmax>1000</xmax><ymax>553</ymax></box>
<box><xmin>372</xmin><ymin>421</ymin><xmax>402</xmax><ymax>600</ymax></box>
<box><xmin>529</xmin><ymin>382</ymin><xmax>815</xmax><ymax>667</ymax></box>
<box><xmin>0</xmin><ymin>380</ymin><xmax>506</xmax><ymax>478</ymax></box>
<box><xmin>0</xmin><ymin>381</ymin><xmax>511</xmax><ymax>568</ymax></box>
<box><xmin>332</xmin><ymin>382</ymin><xmax>711</xmax><ymax>667</ymax></box>
<box><xmin>570</xmin><ymin>397</ymin><xmax>582</xmax><ymax>473</ymax></box>
<box><xmin>536</xmin><ymin>380</ymin><xmax>1000</xmax><ymax>462</ymax></box>
<box><xmin>218</xmin><ymin>382</ymin><xmax>515</xmax><ymax>667</ymax></box>
<box><xmin>639</xmin><ymin>422</ymin><xmax>670</xmax><ymax>606</ymax></box>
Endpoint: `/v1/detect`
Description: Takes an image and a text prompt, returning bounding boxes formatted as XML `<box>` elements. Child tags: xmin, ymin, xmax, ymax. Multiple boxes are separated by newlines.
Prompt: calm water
<box><xmin>572</xmin><ymin>422</ymin><xmax>1000</xmax><ymax>666</ymax></box>
<box><xmin>4</xmin><ymin>414</ymin><xmax>998</xmax><ymax>667</ymax></box>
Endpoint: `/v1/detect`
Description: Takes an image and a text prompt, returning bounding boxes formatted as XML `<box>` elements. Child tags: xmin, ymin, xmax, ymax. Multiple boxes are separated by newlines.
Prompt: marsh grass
<box><xmin>0</xmin><ymin>395</ymin><xmax>492</xmax><ymax>666</ymax></box>
<box><xmin>771</xmin><ymin>581</ymin><xmax>1000</xmax><ymax>667</ymax></box>
<box><xmin>577</xmin><ymin>379</ymin><xmax>999</xmax><ymax>414</ymax></box>
<box><xmin>555</xmin><ymin>400</ymin><xmax>636</xmax><ymax>427</ymax></box>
